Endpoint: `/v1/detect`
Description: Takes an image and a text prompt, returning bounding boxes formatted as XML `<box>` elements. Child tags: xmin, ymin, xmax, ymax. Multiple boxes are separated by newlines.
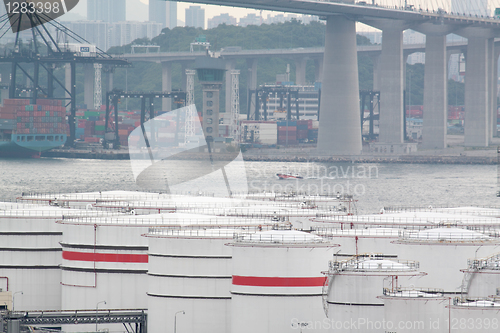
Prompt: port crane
<box><xmin>0</xmin><ymin>5</ymin><xmax>130</xmax><ymax>147</ymax></box>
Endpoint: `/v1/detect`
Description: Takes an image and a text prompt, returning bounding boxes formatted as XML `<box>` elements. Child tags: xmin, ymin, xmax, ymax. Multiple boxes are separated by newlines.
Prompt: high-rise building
<box><xmin>208</xmin><ymin>13</ymin><xmax>237</xmax><ymax>29</ymax></box>
<box><xmin>87</xmin><ymin>0</ymin><xmax>126</xmax><ymax>23</ymax></box>
<box><xmin>149</xmin><ymin>0</ymin><xmax>177</xmax><ymax>29</ymax></box>
<box><xmin>185</xmin><ymin>6</ymin><xmax>205</xmax><ymax>29</ymax></box>
<box><xmin>239</xmin><ymin>13</ymin><xmax>261</xmax><ymax>27</ymax></box>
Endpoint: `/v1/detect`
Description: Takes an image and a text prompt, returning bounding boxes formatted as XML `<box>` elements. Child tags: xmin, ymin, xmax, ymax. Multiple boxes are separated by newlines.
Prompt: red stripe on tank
<box><xmin>232</xmin><ymin>275</ymin><xmax>326</xmax><ymax>287</ymax></box>
<box><xmin>62</xmin><ymin>251</ymin><xmax>148</xmax><ymax>263</ymax></box>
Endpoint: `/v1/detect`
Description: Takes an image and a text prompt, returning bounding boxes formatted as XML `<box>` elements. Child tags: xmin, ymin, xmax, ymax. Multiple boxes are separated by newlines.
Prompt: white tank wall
<box><xmin>147</xmin><ymin>235</ymin><xmax>233</xmax><ymax>333</ymax></box>
<box><xmin>60</xmin><ymin>222</ymin><xmax>149</xmax><ymax>332</ymax></box>
<box><xmin>0</xmin><ymin>216</ymin><xmax>63</xmax><ymax>311</ymax></box>
<box><xmin>396</xmin><ymin>244</ymin><xmax>497</xmax><ymax>292</ymax></box>
<box><xmin>232</xmin><ymin>294</ymin><xmax>326</xmax><ymax>333</ymax></box>
<box><xmin>450</xmin><ymin>305</ymin><xmax>500</xmax><ymax>333</ymax></box>
<box><xmin>327</xmin><ymin>270</ymin><xmax>416</xmax><ymax>332</ymax></box>
<box><xmin>467</xmin><ymin>270</ymin><xmax>500</xmax><ymax>298</ymax></box>
<box><xmin>231</xmin><ymin>240</ymin><xmax>334</xmax><ymax>333</ymax></box>
<box><xmin>382</xmin><ymin>296</ymin><xmax>448</xmax><ymax>333</ymax></box>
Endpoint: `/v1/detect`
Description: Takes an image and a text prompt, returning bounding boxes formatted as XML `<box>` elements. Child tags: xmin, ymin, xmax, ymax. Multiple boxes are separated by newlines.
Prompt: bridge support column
<box><xmin>317</xmin><ymin>15</ymin><xmax>361</xmax><ymax>155</ymax></box>
<box><xmin>246</xmin><ymin>58</ymin><xmax>257</xmax><ymax>114</ymax></box>
<box><xmin>464</xmin><ymin>37</ymin><xmax>490</xmax><ymax>147</ymax></box>
<box><xmin>314</xmin><ymin>58</ymin><xmax>323</xmax><ymax>83</ymax></box>
<box><xmin>295</xmin><ymin>57</ymin><xmax>307</xmax><ymax>86</ymax></box>
<box><xmin>225</xmin><ymin>60</ymin><xmax>236</xmax><ymax>114</ymax></box>
<box><xmin>378</xmin><ymin>27</ymin><xmax>404</xmax><ymax>144</ymax></box>
<box><xmin>372</xmin><ymin>54</ymin><xmax>380</xmax><ymax>91</ymax></box>
<box><xmin>107</xmin><ymin>70</ymin><xmax>114</xmax><ymax>92</ymax></box>
<box><xmin>181</xmin><ymin>62</ymin><xmax>188</xmax><ymax>92</ymax></box>
<box><xmin>84</xmin><ymin>64</ymin><xmax>94</xmax><ymax>109</ymax></box>
<box><xmin>422</xmin><ymin>35</ymin><xmax>447</xmax><ymax>149</ymax></box>
<box><xmin>490</xmin><ymin>44</ymin><xmax>499</xmax><ymax>139</ymax></box>
<box><xmin>162</xmin><ymin>62</ymin><xmax>172</xmax><ymax>112</ymax></box>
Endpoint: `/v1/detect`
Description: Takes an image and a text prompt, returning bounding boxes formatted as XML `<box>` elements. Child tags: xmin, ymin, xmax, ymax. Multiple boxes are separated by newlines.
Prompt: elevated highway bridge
<box><xmin>156</xmin><ymin>0</ymin><xmax>500</xmax><ymax>153</ymax></box>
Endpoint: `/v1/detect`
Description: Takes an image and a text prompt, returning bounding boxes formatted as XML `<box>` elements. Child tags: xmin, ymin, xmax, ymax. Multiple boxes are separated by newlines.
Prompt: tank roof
<box><xmin>232</xmin><ymin>229</ymin><xmax>330</xmax><ymax>245</ymax></box>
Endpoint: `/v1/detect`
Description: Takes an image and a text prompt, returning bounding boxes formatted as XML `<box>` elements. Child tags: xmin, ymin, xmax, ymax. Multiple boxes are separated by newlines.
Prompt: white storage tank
<box><xmin>380</xmin><ymin>289</ymin><xmax>448</xmax><ymax>333</ymax></box>
<box><xmin>326</xmin><ymin>255</ymin><xmax>423</xmax><ymax>332</ymax></box>
<box><xmin>394</xmin><ymin>227</ymin><xmax>500</xmax><ymax>292</ymax></box>
<box><xmin>449</xmin><ymin>298</ymin><xmax>500</xmax><ymax>333</ymax></box>
<box><xmin>229</xmin><ymin>228</ymin><xmax>337</xmax><ymax>333</ymax></box>
<box><xmin>0</xmin><ymin>206</ymin><xmax>117</xmax><ymax>311</ymax></box>
<box><xmin>462</xmin><ymin>252</ymin><xmax>500</xmax><ymax>298</ymax></box>
<box><xmin>145</xmin><ymin>228</ymin><xmax>242</xmax><ymax>333</ymax></box>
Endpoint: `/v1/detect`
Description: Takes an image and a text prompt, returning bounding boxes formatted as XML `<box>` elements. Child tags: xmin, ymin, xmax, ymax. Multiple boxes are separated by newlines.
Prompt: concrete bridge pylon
<box><xmin>317</xmin><ymin>15</ymin><xmax>362</xmax><ymax>155</ymax></box>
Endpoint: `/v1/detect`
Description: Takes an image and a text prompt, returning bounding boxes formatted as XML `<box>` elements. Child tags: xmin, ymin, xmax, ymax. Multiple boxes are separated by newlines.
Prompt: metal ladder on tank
<box><xmin>460</xmin><ymin>252</ymin><xmax>500</xmax><ymax>297</ymax></box>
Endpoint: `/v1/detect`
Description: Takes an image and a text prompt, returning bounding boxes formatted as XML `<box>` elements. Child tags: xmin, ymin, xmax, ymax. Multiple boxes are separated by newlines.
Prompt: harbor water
<box><xmin>0</xmin><ymin>158</ymin><xmax>498</xmax><ymax>213</ymax></box>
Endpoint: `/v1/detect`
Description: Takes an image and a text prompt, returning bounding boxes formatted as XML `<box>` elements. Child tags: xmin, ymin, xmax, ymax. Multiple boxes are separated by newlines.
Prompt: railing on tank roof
<box><xmin>60</xmin><ymin>215</ymin><xmax>274</xmax><ymax>226</ymax></box>
<box><xmin>232</xmin><ymin>229</ymin><xmax>330</xmax><ymax>244</ymax></box>
<box><xmin>382</xmin><ymin>287</ymin><xmax>444</xmax><ymax>297</ymax></box>
<box><xmin>467</xmin><ymin>252</ymin><xmax>500</xmax><ymax>270</ymax></box>
<box><xmin>329</xmin><ymin>253</ymin><xmax>419</xmax><ymax>273</ymax></box>
<box><xmin>452</xmin><ymin>297</ymin><xmax>500</xmax><ymax>307</ymax></box>
<box><xmin>314</xmin><ymin>227</ymin><xmax>402</xmax><ymax>237</ymax></box>
<box><xmin>147</xmin><ymin>225</ymin><xmax>272</xmax><ymax>237</ymax></box>
<box><xmin>398</xmin><ymin>229</ymin><xmax>500</xmax><ymax>242</ymax></box>
<box><xmin>93</xmin><ymin>199</ymin><xmax>346</xmax><ymax>211</ymax></box>
<box><xmin>0</xmin><ymin>209</ymin><xmax>121</xmax><ymax>218</ymax></box>
<box><xmin>313</xmin><ymin>215</ymin><xmax>500</xmax><ymax>226</ymax></box>
<box><xmin>382</xmin><ymin>205</ymin><xmax>500</xmax><ymax>216</ymax></box>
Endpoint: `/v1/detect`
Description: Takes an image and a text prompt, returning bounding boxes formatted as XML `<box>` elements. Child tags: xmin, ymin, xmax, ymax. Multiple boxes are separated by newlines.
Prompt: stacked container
<box><xmin>277</xmin><ymin>120</ymin><xmax>297</xmax><ymax>145</ymax></box>
<box><xmin>14</xmin><ymin>99</ymin><xmax>66</xmax><ymax>135</ymax></box>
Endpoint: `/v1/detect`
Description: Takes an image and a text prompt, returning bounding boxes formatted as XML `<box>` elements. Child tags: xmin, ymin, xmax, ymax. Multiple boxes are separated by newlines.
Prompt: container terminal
<box><xmin>0</xmin><ymin>191</ymin><xmax>500</xmax><ymax>332</ymax></box>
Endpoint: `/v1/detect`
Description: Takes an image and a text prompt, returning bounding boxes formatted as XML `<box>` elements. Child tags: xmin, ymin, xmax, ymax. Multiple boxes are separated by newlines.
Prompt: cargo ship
<box><xmin>0</xmin><ymin>99</ymin><xmax>67</xmax><ymax>157</ymax></box>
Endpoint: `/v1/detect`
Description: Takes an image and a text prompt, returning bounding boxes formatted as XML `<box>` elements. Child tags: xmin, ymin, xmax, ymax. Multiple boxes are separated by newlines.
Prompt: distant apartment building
<box><xmin>61</xmin><ymin>21</ymin><xmax>163</xmax><ymax>51</ymax></box>
<box><xmin>265</xmin><ymin>14</ymin><xmax>286</xmax><ymax>24</ymax></box>
<box><xmin>185</xmin><ymin>6</ymin><xmax>205</xmax><ymax>29</ymax></box>
<box><xmin>239</xmin><ymin>14</ymin><xmax>261</xmax><ymax>27</ymax></box>
<box><xmin>149</xmin><ymin>0</ymin><xmax>177</xmax><ymax>29</ymax></box>
<box><xmin>208</xmin><ymin>13</ymin><xmax>237</xmax><ymax>29</ymax></box>
<box><xmin>87</xmin><ymin>0</ymin><xmax>126</xmax><ymax>23</ymax></box>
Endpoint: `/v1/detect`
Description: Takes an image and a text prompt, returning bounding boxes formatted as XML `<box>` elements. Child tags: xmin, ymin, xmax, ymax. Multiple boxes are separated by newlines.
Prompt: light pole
<box><xmin>12</xmin><ymin>291</ymin><xmax>23</xmax><ymax>311</ymax></box>
<box><xmin>96</xmin><ymin>300</ymin><xmax>106</xmax><ymax>332</ymax></box>
<box><xmin>174</xmin><ymin>310</ymin><xmax>185</xmax><ymax>333</ymax></box>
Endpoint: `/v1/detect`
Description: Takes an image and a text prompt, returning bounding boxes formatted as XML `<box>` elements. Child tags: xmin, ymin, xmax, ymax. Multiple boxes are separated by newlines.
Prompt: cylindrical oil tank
<box><xmin>145</xmin><ymin>228</ymin><xmax>239</xmax><ymax>333</ymax></box>
<box><xmin>59</xmin><ymin>214</ymin><xmax>151</xmax><ymax>332</ymax></box>
<box><xmin>380</xmin><ymin>289</ymin><xmax>448</xmax><ymax>333</ymax></box>
<box><xmin>229</xmin><ymin>229</ymin><xmax>337</xmax><ymax>333</ymax></box>
<box><xmin>326</xmin><ymin>256</ymin><xmax>423</xmax><ymax>332</ymax></box>
<box><xmin>394</xmin><ymin>227</ymin><xmax>500</xmax><ymax>292</ymax></box>
<box><xmin>449</xmin><ymin>299</ymin><xmax>500</xmax><ymax>333</ymax></box>
<box><xmin>464</xmin><ymin>252</ymin><xmax>500</xmax><ymax>298</ymax></box>
<box><xmin>0</xmin><ymin>207</ymin><xmax>117</xmax><ymax>311</ymax></box>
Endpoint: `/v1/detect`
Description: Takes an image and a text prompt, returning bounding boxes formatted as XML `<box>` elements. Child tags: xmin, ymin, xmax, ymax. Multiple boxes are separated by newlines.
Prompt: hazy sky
<box><xmin>69</xmin><ymin>0</ymin><xmax>280</xmax><ymax>22</ymax></box>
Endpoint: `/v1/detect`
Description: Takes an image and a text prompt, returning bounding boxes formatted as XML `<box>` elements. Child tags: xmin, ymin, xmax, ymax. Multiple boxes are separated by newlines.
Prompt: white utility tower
<box><xmin>94</xmin><ymin>63</ymin><xmax>102</xmax><ymax>110</ymax></box>
<box><xmin>185</xmin><ymin>69</ymin><xmax>196</xmax><ymax>142</ymax></box>
<box><xmin>230</xmin><ymin>70</ymin><xmax>240</xmax><ymax>142</ymax></box>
